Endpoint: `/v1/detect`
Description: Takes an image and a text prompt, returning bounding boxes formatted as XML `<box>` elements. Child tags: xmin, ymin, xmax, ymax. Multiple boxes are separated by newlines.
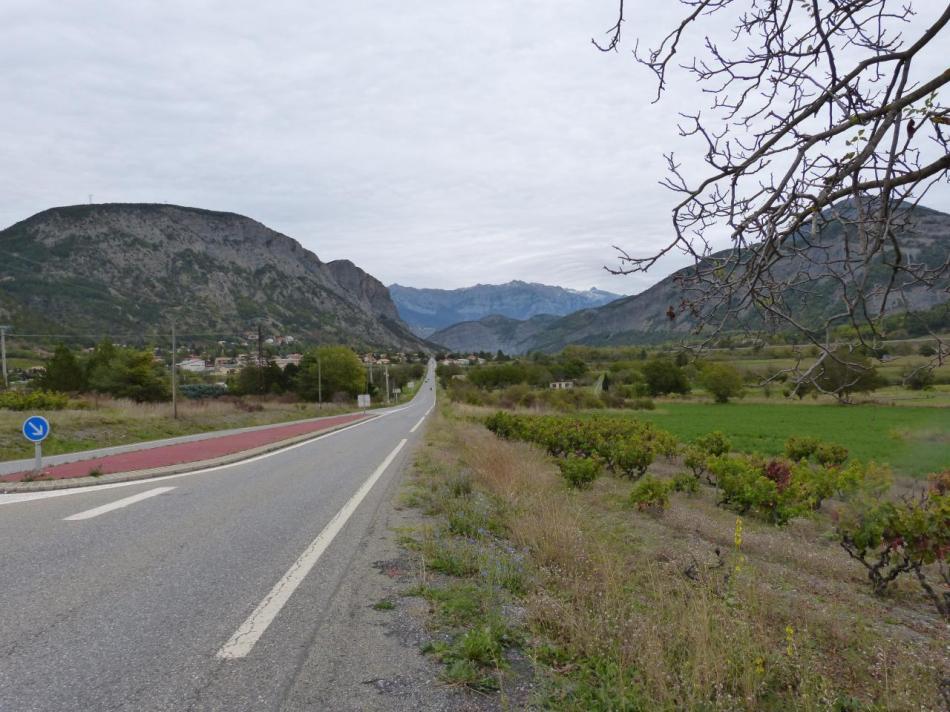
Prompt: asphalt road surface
<box><xmin>0</xmin><ymin>364</ymin><xmax>438</xmax><ymax>711</ymax></box>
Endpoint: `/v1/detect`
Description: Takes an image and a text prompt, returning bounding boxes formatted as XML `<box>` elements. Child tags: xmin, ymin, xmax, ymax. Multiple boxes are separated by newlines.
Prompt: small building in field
<box><xmin>178</xmin><ymin>358</ymin><xmax>208</xmax><ymax>373</ymax></box>
<box><xmin>549</xmin><ymin>380</ymin><xmax>575</xmax><ymax>390</ymax></box>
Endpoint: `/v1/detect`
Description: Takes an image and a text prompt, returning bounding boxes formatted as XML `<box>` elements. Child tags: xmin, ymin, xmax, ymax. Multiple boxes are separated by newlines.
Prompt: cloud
<box><xmin>2</xmin><ymin>0</ymin><xmax>946</xmax><ymax>295</ymax></box>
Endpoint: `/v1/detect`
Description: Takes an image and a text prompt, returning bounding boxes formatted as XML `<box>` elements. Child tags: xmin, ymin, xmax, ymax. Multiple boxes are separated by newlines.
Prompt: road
<box><xmin>0</xmin><ymin>365</ymin><xmax>438</xmax><ymax>711</ymax></box>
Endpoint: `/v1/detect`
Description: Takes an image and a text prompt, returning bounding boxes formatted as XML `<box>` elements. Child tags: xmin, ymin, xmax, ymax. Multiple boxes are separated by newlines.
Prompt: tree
<box><xmin>296</xmin><ymin>346</ymin><xmax>365</xmax><ymax>402</ymax></box>
<box><xmin>39</xmin><ymin>344</ymin><xmax>86</xmax><ymax>392</ymax></box>
<box><xmin>808</xmin><ymin>347</ymin><xmax>885</xmax><ymax>403</ymax></box>
<box><xmin>700</xmin><ymin>363</ymin><xmax>744</xmax><ymax>403</ymax></box>
<box><xmin>87</xmin><ymin>341</ymin><xmax>169</xmax><ymax>402</ymax></box>
<box><xmin>642</xmin><ymin>357</ymin><xmax>690</xmax><ymax>396</ymax></box>
<box><xmin>598</xmin><ymin>2</ymin><xmax>950</xmax><ymax>395</ymax></box>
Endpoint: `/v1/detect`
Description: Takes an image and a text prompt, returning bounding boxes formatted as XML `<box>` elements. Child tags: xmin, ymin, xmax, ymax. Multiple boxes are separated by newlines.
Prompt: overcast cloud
<box><xmin>2</xmin><ymin>1</ymin><xmax>946</xmax><ymax>295</ymax></box>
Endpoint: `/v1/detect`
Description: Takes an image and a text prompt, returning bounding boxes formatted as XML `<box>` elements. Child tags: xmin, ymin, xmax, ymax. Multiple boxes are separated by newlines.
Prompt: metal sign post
<box><xmin>22</xmin><ymin>415</ymin><xmax>50</xmax><ymax>474</ymax></box>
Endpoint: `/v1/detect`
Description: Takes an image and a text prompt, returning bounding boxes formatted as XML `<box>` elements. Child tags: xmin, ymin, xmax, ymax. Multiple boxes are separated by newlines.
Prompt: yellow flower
<box><xmin>755</xmin><ymin>657</ymin><xmax>765</xmax><ymax>676</ymax></box>
<box><xmin>785</xmin><ymin>625</ymin><xmax>795</xmax><ymax>656</ymax></box>
<box><xmin>734</xmin><ymin>517</ymin><xmax>743</xmax><ymax>550</ymax></box>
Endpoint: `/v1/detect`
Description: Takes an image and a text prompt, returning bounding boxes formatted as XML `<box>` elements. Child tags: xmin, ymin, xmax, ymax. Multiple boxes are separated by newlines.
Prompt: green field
<box><xmin>618</xmin><ymin>401</ymin><xmax>949</xmax><ymax>477</ymax></box>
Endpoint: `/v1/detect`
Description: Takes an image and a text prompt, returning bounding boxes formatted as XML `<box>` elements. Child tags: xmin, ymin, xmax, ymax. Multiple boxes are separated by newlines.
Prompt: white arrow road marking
<box><xmin>216</xmin><ymin>438</ymin><xmax>408</xmax><ymax>660</ymax></box>
<box><xmin>63</xmin><ymin>487</ymin><xmax>176</xmax><ymax>521</ymax></box>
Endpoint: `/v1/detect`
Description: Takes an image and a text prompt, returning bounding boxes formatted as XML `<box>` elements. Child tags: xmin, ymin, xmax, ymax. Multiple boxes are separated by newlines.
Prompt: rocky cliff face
<box><xmin>389</xmin><ymin>281</ymin><xmax>622</xmax><ymax>336</ymax></box>
<box><xmin>0</xmin><ymin>203</ymin><xmax>427</xmax><ymax>350</ymax></box>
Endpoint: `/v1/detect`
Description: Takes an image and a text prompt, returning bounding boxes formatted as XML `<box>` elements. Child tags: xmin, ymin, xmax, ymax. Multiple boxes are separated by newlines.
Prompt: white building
<box><xmin>177</xmin><ymin>358</ymin><xmax>208</xmax><ymax>373</ymax></box>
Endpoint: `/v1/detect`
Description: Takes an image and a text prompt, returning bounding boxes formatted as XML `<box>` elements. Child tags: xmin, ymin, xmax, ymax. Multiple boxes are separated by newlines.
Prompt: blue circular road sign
<box><xmin>22</xmin><ymin>415</ymin><xmax>50</xmax><ymax>443</ymax></box>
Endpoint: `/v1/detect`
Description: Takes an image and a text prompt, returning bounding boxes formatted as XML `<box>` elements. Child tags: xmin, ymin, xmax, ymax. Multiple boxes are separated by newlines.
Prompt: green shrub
<box><xmin>683</xmin><ymin>445</ymin><xmax>708</xmax><ymax>478</ymax></box>
<box><xmin>670</xmin><ymin>472</ymin><xmax>699</xmax><ymax>494</ymax></box>
<box><xmin>785</xmin><ymin>436</ymin><xmax>820</xmax><ymax>461</ymax></box>
<box><xmin>815</xmin><ymin>442</ymin><xmax>849</xmax><ymax>467</ymax></box>
<box><xmin>836</xmin><ymin>484</ymin><xmax>950</xmax><ymax>618</ymax></box>
<box><xmin>699</xmin><ymin>363</ymin><xmax>744</xmax><ymax>403</ymax></box>
<box><xmin>0</xmin><ymin>389</ymin><xmax>70</xmax><ymax>411</ymax></box>
<box><xmin>694</xmin><ymin>430</ymin><xmax>731</xmax><ymax>456</ymax></box>
<box><xmin>710</xmin><ymin>454</ymin><xmax>886</xmax><ymax>525</ymax></box>
<box><xmin>558</xmin><ymin>455</ymin><xmax>601</xmax><ymax>489</ymax></box>
<box><xmin>629</xmin><ymin>476</ymin><xmax>672</xmax><ymax>511</ymax></box>
<box><xmin>611</xmin><ymin>438</ymin><xmax>654</xmax><ymax>479</ymax></box>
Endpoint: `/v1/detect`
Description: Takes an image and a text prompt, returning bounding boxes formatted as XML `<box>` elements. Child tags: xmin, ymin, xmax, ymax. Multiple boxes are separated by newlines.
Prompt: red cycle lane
<box><xmin>1</xmin><ymin>413</ymin><xmax>368</xmax><ymax>483</ymax></box>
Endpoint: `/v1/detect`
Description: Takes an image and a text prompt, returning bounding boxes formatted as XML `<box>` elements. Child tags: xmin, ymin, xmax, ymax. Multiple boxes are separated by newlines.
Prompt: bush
<box><xmin>815</xmin><ymin>442</ymin><xmax>849</xmax><ymax>467</ymax></box>
<box><xmin>785</xmin><ymin>436</ymin><xmax>820</xmax><ymax>461</ymax></box>
<box><xmin>902</xmin><ymin>366</ymin><xmax>935</xmax><ymax>391</ymax></box>
<box><xmin>694</xmin><ymin>431</ymin><xmax>731</xmax><ymax>457</ymax></box>
<box><xmin>642</xmin><ymin>358</ymin><xmax>690</xmax><ymax>396</ymax></box>
<box><xmin>836</xmin><ymin>484</ymin><xmax>950</xmax><ymax>619</ymax></box>
<box><xmin>558</xmin><ymin>455</ymin><xmax>602</xmax><ymax>489</ymax></box>
<box><xmin>709</xmin><ymin>454</ymin><xmax>882</xmax><ymax>525</ymax></box>
<box><xmin>683</xmin><ymin>445</ymin><xmax>708</xmax><ymax>478</ymax></box>
<box><xmin>0</xmin><ymin>389</ymin><xmax>70</xmax><ymax>411</ymax></box>
<box><xmin>180</xmin><ymin>383</ymin><xmax>227</xmax><ymax>399</ymax></box>
<box><xmin>611</xmin><ymin>438</ymin><xmax>654</xmax><ymax>479</ymax></box>
<box><xmin>670</xmin><ymin>472</ymin><xmax>699</xmax><ymax>494</ymax></box>
<box><xmin>699</xmin><ymin>363</ymin><xmax>745</xmax><ymax>403</ymax></box>
<box><xmin>629</xmin><ymin>476</ymin><xmax>672</xmax><ymax>511</ymax></box>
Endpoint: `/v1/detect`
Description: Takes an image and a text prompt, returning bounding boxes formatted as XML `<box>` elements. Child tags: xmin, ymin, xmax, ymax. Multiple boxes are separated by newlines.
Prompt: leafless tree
<box><xmin>597</xmin><ymin>1</ymin><xmax>950</xmax><ymax>394</ymax></box>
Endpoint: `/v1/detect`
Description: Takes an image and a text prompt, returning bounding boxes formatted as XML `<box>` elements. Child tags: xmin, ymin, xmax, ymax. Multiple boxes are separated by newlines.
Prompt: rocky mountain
<box><xmin>429</xmin><ymin>314</ymin><xmax>560</xmax><ymax>354</ymax></box>
<box><xmin>0</xmin><ymin>204</ymin><xmax>428</xmax><ymax>350</ymax></box>
<box><xmin>435</xmin><ymin>201</ymin><xmax>950</xmax><ymax>354</ymax></box>
<box><xmin>389</xmin><ymin>281</ymin><xmax>622</xmax><ymax>337</ymax></box>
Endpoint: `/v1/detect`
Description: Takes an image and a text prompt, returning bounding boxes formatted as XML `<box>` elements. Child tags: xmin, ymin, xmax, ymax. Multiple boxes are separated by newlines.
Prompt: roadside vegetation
<box><xmin>0</xmin><ymin>396</ymin><xmax>354</xmax><ymax>462</ymax></box>
<box><xmin>396</xmin><ymin>397</ymin><xmax>949</xmax><ymax>710</ymax></box>
<box><xmin>0</xmin><ymin>342</ymin><xmax>426</xmax><ymax>461</ymax></box>
<box><xmin>438</xmin><ymin>342</ymin><xmax>949</xmax><ymax>479</ymax></box>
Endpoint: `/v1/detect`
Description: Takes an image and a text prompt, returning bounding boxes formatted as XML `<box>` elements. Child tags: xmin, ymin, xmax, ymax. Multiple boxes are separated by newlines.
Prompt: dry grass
<box><xmin>435</xmin><ymin>405</ymin><xmax>949</xmax><ymax>710</ymax></box>
<box><xmin>0</xmin><ymin>396</ymin><xmax>351</xmax><ymax>461</ymax></box>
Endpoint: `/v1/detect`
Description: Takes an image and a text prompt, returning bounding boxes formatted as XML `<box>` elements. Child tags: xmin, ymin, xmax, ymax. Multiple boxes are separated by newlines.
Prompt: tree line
<box><xmin>32</xmin><ymin>341</ymin><xmax>423</xmax><ymax>403</ymax></box>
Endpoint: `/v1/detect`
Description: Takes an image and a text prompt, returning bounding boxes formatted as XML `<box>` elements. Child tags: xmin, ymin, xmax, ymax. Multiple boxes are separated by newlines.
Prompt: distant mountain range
<box><xmin>428</xmin><ymin>202</ymin><xmax>950</xmax><ymax>354</ymax></box>
<box><xmin>389</xmin><ymin>281</ymin><xmax>622</xmax><ymax>337</ymax></box>
<box><xmin>0</xmin><ymin>204</ymin><xmax>428</xmax><ymax>350</ymax></box>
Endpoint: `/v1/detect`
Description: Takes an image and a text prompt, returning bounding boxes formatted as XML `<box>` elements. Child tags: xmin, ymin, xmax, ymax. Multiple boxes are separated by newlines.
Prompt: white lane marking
<box><xmin>410</xmin><ymin>416</ymin><xmax>426</xmax><ymax>433</ymax></box>
<box><xmin>63</xmin><ymin>487</ymin><xmax>176</xmax><ymax>521</ymax></box>
<box><xmin>0</xmin><ymin>416</ymin><xmax>380</xmax><ymax>507</ymax></box>
<box><xmin>216</xmin><ymin>438</ymin><xmax>408</xmax><ymax>660</ymax></box>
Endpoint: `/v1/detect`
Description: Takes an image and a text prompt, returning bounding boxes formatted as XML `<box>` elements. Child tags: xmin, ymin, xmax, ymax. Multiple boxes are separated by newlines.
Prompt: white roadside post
<box><xmin>22</xmin><ymin>415</ymin><xmax>51</xmax><ymax>474</ymax></box>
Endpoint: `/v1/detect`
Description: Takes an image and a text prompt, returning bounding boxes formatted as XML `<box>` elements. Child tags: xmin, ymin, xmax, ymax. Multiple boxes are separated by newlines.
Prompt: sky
<box><xmin>2</xmin><ymin>1</ymin><xmax>947</xmax><ymax>296</ymax></box>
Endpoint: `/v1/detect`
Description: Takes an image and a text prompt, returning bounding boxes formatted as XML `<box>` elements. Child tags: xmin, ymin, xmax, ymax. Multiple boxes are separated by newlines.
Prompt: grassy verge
<box><xmin>403</xmin><ymin>399</ymin><xmax>948</xmax><ymax>710</ymax></box>
<box><xmin>0</xmin><ymin>397</ymin><xmax>353</xmax><ymax>461</ymax></box>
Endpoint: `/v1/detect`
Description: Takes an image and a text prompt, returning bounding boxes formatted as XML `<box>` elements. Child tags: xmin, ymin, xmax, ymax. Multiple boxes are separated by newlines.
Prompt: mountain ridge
<box><xmin>0</xmin><ymin>203</ymin><xmax>429</xmax><ymax>350</ymax></box>
<box><xmin>389</xmin><ymin>280</ymin><xmax>623</xmax><ymax>337</ymax></box>
<box><xmin>429</xmin><ymin>202</ymin><xmax>950</xmax><ymax>353</ymax></box>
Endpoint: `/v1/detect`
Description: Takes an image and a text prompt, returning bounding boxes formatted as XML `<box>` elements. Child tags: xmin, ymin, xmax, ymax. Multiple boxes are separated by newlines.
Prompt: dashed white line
<box><xmin>63</xmin><ymin>487</ymin><xmax>176</xmax><ymax>521</ymax></box>
<box><xmin>410</xmin><ymin>416</ymin><xmax>426</xmax><ymax>433</ymax></box>
<box><xmin>216</xmin><ymin>438</ymin><xmax>408</xmax><ymax>660</ymax></box>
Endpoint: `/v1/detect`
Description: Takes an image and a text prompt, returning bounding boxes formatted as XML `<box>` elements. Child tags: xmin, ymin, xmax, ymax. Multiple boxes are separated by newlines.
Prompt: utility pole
<box><xmin>384</xmin><ymin>365</ymin><xmax>390</xmax><ymax>405</ymax></box>
<box><xmin>257</xmin><ymin>323</ymin><xmax>264</xmax><ymax>395</ymax></box>
<box><xmin>0</xmin><ymin>325</ymin><xmax>10</xmax><ymax>389</ymax></box>
<box><xmin>171</xmin><ymin>321</ymin><xmax>178</xmax><ymax>419</ymax></box>
<box><xmin>317</xmin><ymin>354</ymin><xmax>322</xmax><ymax>406</ymax></box>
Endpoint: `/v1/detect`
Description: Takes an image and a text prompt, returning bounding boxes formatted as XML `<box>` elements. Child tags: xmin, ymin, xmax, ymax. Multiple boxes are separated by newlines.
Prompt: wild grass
<box><xmin>0</xmin><ymin>396</ymin><xmax>351</xmax><ymax>461</ymax></box>
<box><xmin>428</xmin><ymin>401</ymin><xmax>948</xmax><ymax>710</ymax></box>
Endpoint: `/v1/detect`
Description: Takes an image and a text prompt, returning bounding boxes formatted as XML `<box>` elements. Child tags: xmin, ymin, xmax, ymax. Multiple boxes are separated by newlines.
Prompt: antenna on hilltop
<box><xmin>88</xmin><ymin>194</ymin><xmax>93</xmax><ymax>204</ymax></box>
